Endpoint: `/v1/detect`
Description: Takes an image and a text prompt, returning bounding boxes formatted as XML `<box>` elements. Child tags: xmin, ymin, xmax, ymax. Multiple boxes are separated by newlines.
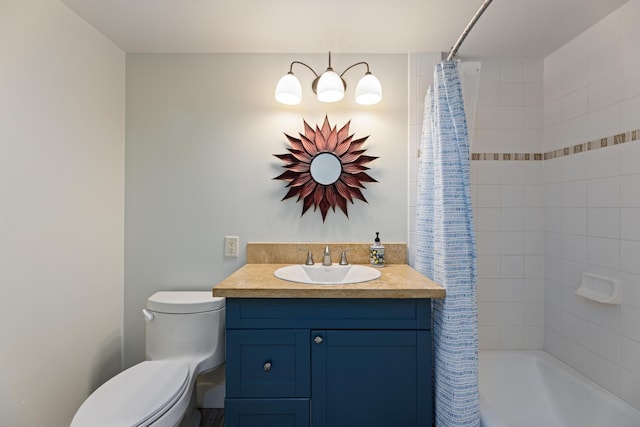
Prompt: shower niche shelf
<box><xmin>574</xmin><ymin>273</ymin><xmax>620</xmax><ymax>304</ymax></box>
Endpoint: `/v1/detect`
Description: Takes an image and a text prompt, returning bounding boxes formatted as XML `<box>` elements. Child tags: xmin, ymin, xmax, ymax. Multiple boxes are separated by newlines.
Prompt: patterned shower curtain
<box><xmin>415</xmin><ymin>61</ymin><xmax>479</xmax><ymax>426</ymax></box>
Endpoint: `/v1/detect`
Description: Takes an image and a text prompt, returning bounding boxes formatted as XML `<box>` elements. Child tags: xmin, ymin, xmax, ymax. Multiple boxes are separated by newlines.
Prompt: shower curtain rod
<box><xmin>446</xmin><ymin>0</ymin><xmax>494</xmax><ymax>61</ymax></box>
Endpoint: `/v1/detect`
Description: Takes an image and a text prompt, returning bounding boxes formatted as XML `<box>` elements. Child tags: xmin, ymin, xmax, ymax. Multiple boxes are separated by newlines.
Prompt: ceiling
<box><xmin>61</xmin><ymin>0</ymin><xmax>628</xmax><ymax>58</ymax></box>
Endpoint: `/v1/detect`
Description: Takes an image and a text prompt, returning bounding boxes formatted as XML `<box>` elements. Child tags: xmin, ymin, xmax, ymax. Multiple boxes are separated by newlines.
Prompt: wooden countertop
<box><xmin>212</xmin><ymin>263</ymin><xmax>445</xmax><ymax>299</ymax></box>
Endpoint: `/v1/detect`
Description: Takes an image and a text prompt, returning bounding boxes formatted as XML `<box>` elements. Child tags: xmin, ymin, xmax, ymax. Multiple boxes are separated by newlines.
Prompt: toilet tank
<box><xmin>144</xmin><ymin>292</ymin><xmax>225</xmax><ymax>370</ymax></box>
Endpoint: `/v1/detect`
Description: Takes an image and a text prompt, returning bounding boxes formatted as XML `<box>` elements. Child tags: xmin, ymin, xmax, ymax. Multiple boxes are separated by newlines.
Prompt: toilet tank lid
<box><xmin>147</xmin><ymin>291</ymin><xmax>225</xmax><ymax>313</ymax></box>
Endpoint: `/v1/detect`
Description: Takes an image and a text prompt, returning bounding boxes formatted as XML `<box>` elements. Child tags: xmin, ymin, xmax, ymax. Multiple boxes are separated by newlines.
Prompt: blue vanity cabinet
<box><xmin>224</xmin><ymin>298</ymin><xmax>432</xmax><ymax>427</ymax></box>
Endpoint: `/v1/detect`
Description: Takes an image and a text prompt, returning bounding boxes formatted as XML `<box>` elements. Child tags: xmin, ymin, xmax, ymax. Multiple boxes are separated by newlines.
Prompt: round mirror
<box><xmin>310</xmin><ymin>152</ymin><xmax>342</xmax><ymax>185</ymax></box>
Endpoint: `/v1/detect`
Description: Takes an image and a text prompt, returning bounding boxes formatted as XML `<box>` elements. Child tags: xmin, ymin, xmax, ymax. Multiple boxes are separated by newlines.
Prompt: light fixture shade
<box><xmin>316</xmin><ymin>70</ymin><xmax>344</xmax><ymax>103</ymax></box>
<box><xmin>275</xmin><ymin>72</ymin><xmax>302</xmax><ymax>105</ymax></box>
<box><xmin>355</xmin><ymin>73</ymin><xmax>382</xmax><ymax>105</ymax></box>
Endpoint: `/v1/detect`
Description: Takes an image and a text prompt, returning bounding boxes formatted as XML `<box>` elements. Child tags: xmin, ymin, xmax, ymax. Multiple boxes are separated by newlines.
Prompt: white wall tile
<box><xmin>500</xmin><ymin>278</ymin><xmax>525</xmax><ymax>303</ymax></box>
<box><xmin>619</xmin><ymin>96</ymin><xmax>640</xmax><ymax>131</ymax></box>
<box><xmin>621</xmin><ymin>240</ymin><xmax>640</xmax><ymax>275</ymax></box>
<box><xmin>588</xmin><ymin>207</ymin><xmax>620</xmax><ymax>239</ymax></box>
<box><xmin>586</xmin><ymin>299</ymin><xmax>621</xmax><ymax>333</ymax></box>
<box><xmin>500</xmin><ymin>231</ymin><xmax>523</xmax><ymax>255</ymax></box>
<box><xmin>478</xmin><ymin>81</ymin><xmax>501</xmax><ymax>106</ymax></box>
<box><xmin>477</xmin><ymin>231</ymin><xmax>501</xmax><ymax>254</ymax></box>
<box><xmin>479</xmin><ymin>326</ymin><xmax>502</xmax><ymax>349</ymax></box>
<box><xmin>561</xmin><ymin>207</ymin><xmax>587</xmax><ymax>236</ymax></box>
<box><xmin>500</xmin><ymin>326</ymin><xmax>524</xmax><ymax>349</ymax></box>
<box><xmin>477</xmin><ymin>278</ymin><xmax>501</xmax><ymax>302</ymax></box>
<box><xmin>525</xmin><ymin>278</ymin><xmax>545</xmax><ymax>301</ymax></box>
<box><xmin>620</xmin><ymin>61</ymin><xmax>640</xmax><ymax>99</ymax></box>
<box><xmin>476</xmin><ymin>105</ymin><xmax>501</xmax><ymax>129</ymax></box>
<box><xmin>586</xmin><ymin>323</ymin><xmax>619</xmax><ymax>363</ymax></box>
<box><xmin>524</xmin><ymin>59</ymin><xmax>544</xmax><ymax>83</ymax></box>
<box><xmin>501</xmin><ymin>185</ymin><xmax>524</xmax><ymax>207</ymax></box>
<box><xmin>475</xmin><ymin>161</ymin><xmax>502</xmax><ymax>184</ymax></box>
<box><xmin>620</xmin><ymin>336</ymin><xmax>640</xmax><ymax>374</ymax></box>
<box><xmin>524</xmin><ymin>326</ymin><xmax>544</xmax><ymax>348</ymax></box>
<box><xmin>587</xmin><ymin>352</ymin><xmax>620</xmax><ymax>394</ymax></box>
<box><xmin>620</xmin><ymin>174</ymin><xmax>640</xmax><ymax>207</ymax></box>
<box><xmin>588</xmin><ymin>45</ymin><xmax>620</xmax><ymax>84</ymax></box>
<box><xmin>587</xmin><ymin>103</ymin><xmax>620</xmax><ymax>140</ymax></box>
<box><xmin>478</xmin><ymin>254</ymin><xmax>501</xmax><ymax>278</ymax></box>
<box><xmin>474</xmin><ymin>129</ymin><xmax>501</xmax><ymax>152</ymax></box>
<box><xmin>500</xmin><ymin>208</ymin><xmax>524</xmax><ymax>231</ymax></box>
<box><xmin>501</xmin><ymin>83</ymin><xmax>525</xmax><ymax>106</ymax></box>
<box><xmin>501</xmin><ymin>106</ymin><xmax>524</xmax><ymax>129</ymax></box>
<box><xmin>588</xmin><ymin>237</ymin><xmax>620</xmax><ymax>269</ymax></box>
<box><xmin>621</xmin><ymin>370</ymin><xmax>640</xmax><ymax>411</ymax></box>
<box><xmin>621</xmin><ymin>272</ymin><xmax>640</xmax><ymax>309</ymax></box>
<box><xmin>588</xmin><ymin>73</ymin><xmax>620</xmax><ymax>112</ymax></box>
<box><xmin>477</xmin><ymin>185</ymin><xmax>501</xmax><ymax>207</ymax></box>
<box><xmin>525</xmin><ymin>83</ymin><xmax>543</xmax><ymax>106</ymax></box>
<box><xmin>475</xmin><ymin>207</ymin><xmax>501</xmax><ymax>231</ymax></box>
<box><xmin>587</xmin><ymin>144</ymin><xmax>620</xmax><ymax>179</ymax></box>
<box><xmin>524</xmin><ymin>231</ymin><xmax>545</xmax><ymax>254</ymax></box>
<box><xmin>620</xmin><ymin>208</ymin><xmax>640</xmax><ymax>241</ymax></box>
<box><xmin>588</xmin><ymin>177</ymin><xmax>619</xmax><ymax>207</ymax></box>
<box><xmin>501</xmin><ymin>59</ymin><xmax>524</xmax><ymax>82</ymax></box>
<box><xmin>621</xmin><ymin>304</ymin><xmax>640</xmax><ymax>342</ymax></box>
<box><xmin>501</xmin><ymin>255</ymin><xmax>524</xmax><ymax>278</ymax></box>
<box><xmin>562</xmin><ymin>88</ymin><xmax>588</xmax><ymax>121</ymax></box>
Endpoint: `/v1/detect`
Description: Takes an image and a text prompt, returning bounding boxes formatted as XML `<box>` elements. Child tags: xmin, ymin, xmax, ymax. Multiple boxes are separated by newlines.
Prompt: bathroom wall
<box><xmin>124</xmin><ymin>53</ymin><xmax>408</xmax><ymax>367</ymax></box>
<box><xmin>0</xmin><ymin>1</ymin><xmax>125</xmax><ymax>426</ymax></box>
<box><xmin>408</xmin><ymin>54</ymin><xmax>546</xmax><ymax>350</ymax></box>
<box><xmin>543</xmin><ymin>0</ymin><xmax>640</xmax><ymax>410</ymax></box>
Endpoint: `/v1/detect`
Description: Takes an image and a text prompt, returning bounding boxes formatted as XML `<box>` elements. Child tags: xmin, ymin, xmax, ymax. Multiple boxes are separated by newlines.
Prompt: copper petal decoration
<box><xmin>274</xmin><ymin>116</ymin><xmax>378</xmax><ymax>221</ymax></box>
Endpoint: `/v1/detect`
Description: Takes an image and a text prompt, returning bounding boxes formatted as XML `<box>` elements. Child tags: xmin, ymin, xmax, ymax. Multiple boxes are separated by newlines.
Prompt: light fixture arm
<box><xmin>287</xmin><ymin>60</ymin><xmax>319</xmax><ymax>78</ymax></box>
<box><xmin>339</xmin><ymin>61</ymin><xmax>371</xmax><ymax>79</ymax></box>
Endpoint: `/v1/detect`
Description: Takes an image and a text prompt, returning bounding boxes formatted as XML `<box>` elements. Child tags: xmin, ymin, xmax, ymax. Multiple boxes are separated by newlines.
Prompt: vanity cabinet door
<box><xmin>311</xmin><ymin>330</ymin><xmax>431</xmax><ymax>427</ymax></box>
<box><xmin>226</xmin><ymin>329</ymin><xmax>310</xmax><ymax>398</ymax></box>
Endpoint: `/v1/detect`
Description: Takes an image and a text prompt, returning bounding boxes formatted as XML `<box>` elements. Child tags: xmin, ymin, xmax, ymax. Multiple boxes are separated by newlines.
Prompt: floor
<box><xmin>199</xmin><ymin>408</ymin><xmax>224</xmax><ymax>427</ymax></box>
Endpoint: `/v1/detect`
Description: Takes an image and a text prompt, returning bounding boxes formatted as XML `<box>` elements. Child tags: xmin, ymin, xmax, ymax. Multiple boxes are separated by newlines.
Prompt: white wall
<box><xmin>124</xmin><ymin>53</ymin><xmax>408</xmax><ymax>366</ymax></box>
<box><xmin>543</xmin><ymin>0</ymin><xmax>640</xmax><ymax>410</ymax></box>
<box><xmin>0</xmin><ymin>1</ymin><xmax>125</xmax><ymax>425</ymax></box>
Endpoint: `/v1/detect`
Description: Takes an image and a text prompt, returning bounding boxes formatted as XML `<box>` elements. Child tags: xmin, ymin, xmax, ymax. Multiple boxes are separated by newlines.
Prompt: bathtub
<box><xmin>479</xmin><ymin>350</ymin><xmax>640</xmax><ymax>427</ymax></box>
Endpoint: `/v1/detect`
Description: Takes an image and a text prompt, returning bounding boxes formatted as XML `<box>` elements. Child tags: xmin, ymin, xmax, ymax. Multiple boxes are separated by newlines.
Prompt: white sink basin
<box><xmin>274</xmin><ymin>264</ymin><xmax>382</xmax><ymax>285</ymax></box>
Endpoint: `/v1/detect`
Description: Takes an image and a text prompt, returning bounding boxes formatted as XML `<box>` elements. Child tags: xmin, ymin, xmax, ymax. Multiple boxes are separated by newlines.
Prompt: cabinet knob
<box><xmin>263</xmin><ymin>361</ymin><xmax>272</xmax><ymax>372</ymax></box>
<box><xmin>314</xmin><ymin>336</ymin><xmax>324</xmax><ymax>344</ymax></box>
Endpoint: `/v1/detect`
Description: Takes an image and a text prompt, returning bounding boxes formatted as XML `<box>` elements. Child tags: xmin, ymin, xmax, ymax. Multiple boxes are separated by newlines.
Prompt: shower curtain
<box><xmin>415</xmin><ymin>61</ymin><xmax>479</xmax><ymax>426</ymax></box>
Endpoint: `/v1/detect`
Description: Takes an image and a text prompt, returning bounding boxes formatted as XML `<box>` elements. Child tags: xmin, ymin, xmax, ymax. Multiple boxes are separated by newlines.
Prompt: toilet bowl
<box><xmin>71</xmin><ymin>291</ymin><xmax>225</xmax><ymax>427</ymax></box>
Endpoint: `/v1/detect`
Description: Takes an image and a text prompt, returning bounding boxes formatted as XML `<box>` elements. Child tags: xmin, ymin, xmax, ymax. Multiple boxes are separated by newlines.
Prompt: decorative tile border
<box><xmin>471</xmin><ymin>129</ymin><xmax>640</xmax><ymax>161</ymax></box>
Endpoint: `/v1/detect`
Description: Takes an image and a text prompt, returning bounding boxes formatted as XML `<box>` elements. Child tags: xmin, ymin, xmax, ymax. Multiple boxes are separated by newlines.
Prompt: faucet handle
<box><xmin>299</xmin><ymin>247</ymin><xmax>314</xmax><ymax>265</ymax></box>
<box><xmin>339</xmin><ymin>248</ymin><xmax>353</xmax><ymax>265</ymax></box>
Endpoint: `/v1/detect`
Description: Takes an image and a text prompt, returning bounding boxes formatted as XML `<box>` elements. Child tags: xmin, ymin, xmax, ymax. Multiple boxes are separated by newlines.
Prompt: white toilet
<box><xmin>71</xmin><ymin>291</ymin><xmax>226</xmax><ymax>427</ymax></box>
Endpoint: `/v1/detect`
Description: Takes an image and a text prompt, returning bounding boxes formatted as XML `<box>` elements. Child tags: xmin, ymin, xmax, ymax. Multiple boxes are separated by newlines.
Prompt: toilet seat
<box><xmin>71</xmin><ymin>360</ymin><xmax>189</xmax><ymax>427</ymax></box>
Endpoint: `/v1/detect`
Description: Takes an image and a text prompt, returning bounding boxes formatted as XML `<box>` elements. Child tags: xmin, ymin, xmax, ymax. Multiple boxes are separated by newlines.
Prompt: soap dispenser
<box><xmin>369</xmin><ymin>232</ymin><xmax>385</xmax><ymax>267</ymax></box>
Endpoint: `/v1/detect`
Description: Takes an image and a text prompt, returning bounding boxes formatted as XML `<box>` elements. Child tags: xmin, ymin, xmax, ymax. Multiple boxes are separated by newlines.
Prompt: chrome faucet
<box><xmin>322</xmin><ymin>245</ymin><xmax>332</xmax><ymax>266</ymax></box>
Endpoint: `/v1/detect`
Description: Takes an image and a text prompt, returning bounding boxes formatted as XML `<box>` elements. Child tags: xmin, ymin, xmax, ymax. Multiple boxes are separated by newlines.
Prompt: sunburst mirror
<box><xmin>274</xmin><ymin>116</ymin><xmax>378</xmax><ymax>221</ymax></box>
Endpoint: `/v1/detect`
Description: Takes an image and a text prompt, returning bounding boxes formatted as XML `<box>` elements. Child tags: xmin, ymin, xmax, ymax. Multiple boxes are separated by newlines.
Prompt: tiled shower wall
<box><xmin>408</xmin><ymin>0</ymin><xmax>640</xmax><ymax>410</ymax></box>
<box><xmin>408</xmin><ymin>55</ymin><xmax>546</xmax><ymax>350</ymax></box>
<box><xmin>543</xmin><ymin>0</ymin><xmax>640</xmax><ymax>410</ymax></box>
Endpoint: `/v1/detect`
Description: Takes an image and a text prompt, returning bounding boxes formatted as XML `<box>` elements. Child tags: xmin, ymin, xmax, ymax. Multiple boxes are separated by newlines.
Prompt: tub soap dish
<box><xmin>574</xmin><ymin>273</ymin><xmax>620</xmax><ymax>304</ymax></box>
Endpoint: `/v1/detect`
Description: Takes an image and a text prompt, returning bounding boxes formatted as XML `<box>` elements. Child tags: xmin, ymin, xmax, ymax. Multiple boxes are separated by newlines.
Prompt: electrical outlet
<box><xmin>224</xmin><ymin>236</ymin><xmax>239</xmax><ymax>257</ymax></box>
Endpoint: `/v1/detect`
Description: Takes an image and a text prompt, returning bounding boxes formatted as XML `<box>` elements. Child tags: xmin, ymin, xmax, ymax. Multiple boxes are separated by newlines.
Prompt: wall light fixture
<box><xmin>275</xmin><ymin>52</ymin><xmax>382</xmax><ymax>106</ymax></box>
